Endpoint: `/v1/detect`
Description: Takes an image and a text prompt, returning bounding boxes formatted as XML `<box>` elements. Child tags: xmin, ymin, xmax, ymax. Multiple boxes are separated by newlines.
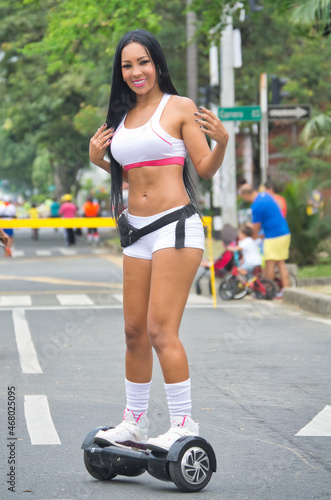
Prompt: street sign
<box><xmin>268</xmin><ymin>105</ymin><xmax>311</xmax><ymax>121</ymax></box>
<box><xmin>218</xmin><ymin>106</ymin><xmax>261</xmax><ymax>121</ymax></box>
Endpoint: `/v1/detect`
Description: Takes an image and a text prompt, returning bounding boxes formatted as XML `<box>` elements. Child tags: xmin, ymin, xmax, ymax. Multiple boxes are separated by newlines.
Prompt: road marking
<box><xmin>36</xmin><ymin>250</ymin><xmax>52</xmax><ymax>257</ymax></box>
<box><xmin>58</xmin><ymin>248</ymin><xmax>77</xmax><ymax>255</ymax></box>
<box><xmin>306</xmin><ymin>316</ymin><xmax>331</xmax><ymax>327</ymax></box>
<box><xmin>56</xmin><ymin>294</ymin><xmax>94</xmax><ymax>306</ymax></box>
<box><xmin>187</xmin><ymin>294</ymin><xmax>213</xmax><ymax>305</ymax></box>
<box><xmin>92</xmin><ymin>248</ymin><xmax>108</xmax><ymax>255</ymax></box>
<box><xmin>24</xmin><ymin>395</ymin><xmax>61</xmax><ymax>445</ymax></box>
<box><xmin>296</xmin><ymin>405</ymin><xmax>331</xmax><ymax>436</ymax></box>
<box><xmin>12</xmin><ymin>309</ymin><xmax>42</xmax><ymax>374</ymax></box>
<box><xmin>0</xmin><ymin>295</ymin><xmax>32</xmax><ymax>306</ymax></box>
<box><xmin>0</xmin><ymin>274</ymin><xmax>116</xmax><ymax>288</ymax></box>
<box><xmin>113</xmin><ymin>293</ymin><xmax>123</xmax><ymax>303</ymax></box>
<box><xmin>11</xmin><ymin>250</ymin><xmax>24</xmax><ymax>258</ymax></box>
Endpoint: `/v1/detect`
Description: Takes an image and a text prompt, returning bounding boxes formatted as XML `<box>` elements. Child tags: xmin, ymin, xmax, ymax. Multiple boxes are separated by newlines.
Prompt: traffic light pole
<box><xmin>259</xmin><ymin>72</ymin><xmax>269</xmax><ymax>185</ymax></box>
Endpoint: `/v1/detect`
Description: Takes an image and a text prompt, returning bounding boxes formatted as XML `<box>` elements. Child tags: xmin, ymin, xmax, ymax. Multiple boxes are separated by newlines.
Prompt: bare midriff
<box><xmin>126</xmin><ymin>163</ymin><xmax>190</xmax><ymax>216</ymax></box>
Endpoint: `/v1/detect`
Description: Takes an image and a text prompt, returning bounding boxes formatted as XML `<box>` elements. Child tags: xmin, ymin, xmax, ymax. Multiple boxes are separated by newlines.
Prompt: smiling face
<box><xmin>121</xmin><ymin>42</ymin><xmax>158</xmax><ymax>95</ymax></box>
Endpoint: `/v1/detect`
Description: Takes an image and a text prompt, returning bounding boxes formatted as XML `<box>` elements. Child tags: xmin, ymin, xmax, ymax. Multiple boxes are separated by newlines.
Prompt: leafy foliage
<box><xmin>301</xmin><ymin>113</ymin><xmax>331</xmax><ymax>156</ymax></box>
<box><xmin>284</xmin><ymin>179</ymin><xmax>331</xmax><ymax>266</ymax></box>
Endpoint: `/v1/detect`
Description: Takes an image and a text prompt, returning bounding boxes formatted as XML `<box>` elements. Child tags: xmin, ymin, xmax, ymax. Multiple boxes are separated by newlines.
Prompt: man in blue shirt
<box><xmin>240</xmin><ymin>184</ymin><xmax>291</xmax><ymax>292</ymax></box>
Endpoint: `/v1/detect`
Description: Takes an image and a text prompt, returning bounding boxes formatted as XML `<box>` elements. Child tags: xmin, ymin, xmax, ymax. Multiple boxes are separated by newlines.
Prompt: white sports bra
<box><xmin>111</xmin><ymin>94</ymin><xmax>187</xmax><ymax>171</ymax></box>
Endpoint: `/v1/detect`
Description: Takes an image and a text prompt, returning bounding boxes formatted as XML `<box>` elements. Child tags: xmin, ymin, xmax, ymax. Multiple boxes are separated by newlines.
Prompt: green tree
<box><xmin>0</xmin><ymin>0</ymin><xmax>160</xmax><ymax>196</ymax></box>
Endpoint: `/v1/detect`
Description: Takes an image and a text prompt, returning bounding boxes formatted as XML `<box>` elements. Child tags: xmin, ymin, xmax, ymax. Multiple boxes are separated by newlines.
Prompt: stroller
<box><xmin>195</xmin><ymin>224</ymin><xmax>238</xmax><ymax>296</ymax></box>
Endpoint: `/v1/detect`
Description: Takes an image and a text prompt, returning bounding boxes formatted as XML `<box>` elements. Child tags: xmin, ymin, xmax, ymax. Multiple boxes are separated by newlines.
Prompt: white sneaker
<box><xmin>94</xmin><ymin>409</ymin><xmax>149</xmax><ymax>448</ymax></box>
<box><xmin>146</xmin><ymin>416</ymin><xmax>199</xmax><ymax>451</ymax></box>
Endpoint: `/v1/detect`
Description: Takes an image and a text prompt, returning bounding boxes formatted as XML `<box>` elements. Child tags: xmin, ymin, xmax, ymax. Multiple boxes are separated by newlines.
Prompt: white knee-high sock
<box><xmin>125</xmin><ymin>379</ymin><xmax>152</xmax><ymax>418</ymax></box>
<box><xmin>164</xmin><ymin>379</ymin><xmax>192</xmax><ymax>418</ymax></box>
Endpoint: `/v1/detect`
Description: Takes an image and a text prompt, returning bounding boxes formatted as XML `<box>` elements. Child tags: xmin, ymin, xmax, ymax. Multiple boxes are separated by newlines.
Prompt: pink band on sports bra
<box><xmin>124</xmin><ymin>157</ymin><xmax>185</xmax><ymax>171</ymax></box>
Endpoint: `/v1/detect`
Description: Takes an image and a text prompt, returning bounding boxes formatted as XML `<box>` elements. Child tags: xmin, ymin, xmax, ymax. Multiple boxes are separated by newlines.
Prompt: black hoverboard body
<box><xmin>82</xmin><ymin>426</ymin><xmax>216</xmax><ymax>493</ymax></box>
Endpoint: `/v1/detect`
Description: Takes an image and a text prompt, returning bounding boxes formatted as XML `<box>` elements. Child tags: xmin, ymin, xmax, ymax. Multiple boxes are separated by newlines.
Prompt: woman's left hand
<box><xmin>194</xmin><ymin>107</ymin><xmax>229</xmax><ymax>145</ymax></box>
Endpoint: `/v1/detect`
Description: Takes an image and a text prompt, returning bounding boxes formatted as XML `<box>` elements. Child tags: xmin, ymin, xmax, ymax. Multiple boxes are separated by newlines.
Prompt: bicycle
<box><xmin>219</xmin><ymin>265</ymin><xmax>277</xmax><ymax>301</ymax></box>
<box><xmin>274</xmin><ymin>269</ymin><xmax>298</xmax><ymax>292</ymax></box>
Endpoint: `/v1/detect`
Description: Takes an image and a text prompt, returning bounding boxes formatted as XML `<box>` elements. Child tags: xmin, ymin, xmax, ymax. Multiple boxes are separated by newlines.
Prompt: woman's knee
<box><xmin>147</xmin><ymin>320</ymin><xmax>175</xmax><ymax>353</ymax></box>
<box><xmin>124</xmin><ymin>322</ymin><xmax>150</xmax><ymax>352</ymax></box>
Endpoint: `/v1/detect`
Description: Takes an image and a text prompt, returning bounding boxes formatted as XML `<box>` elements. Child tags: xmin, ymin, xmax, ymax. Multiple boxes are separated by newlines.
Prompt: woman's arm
<box><xmin>180</xmin><ymin>98</ymin><xmax>229</xmax><ymax>180</ymax></box>
<box><xmin>89</xmin><ymin>124</ymin><xmax>128</xmax><ymax>181</ymax></box>
<box><xmin>89</xmin><ymin>124</ymin><xmax>114</xmax><ymax>174</ymax></box>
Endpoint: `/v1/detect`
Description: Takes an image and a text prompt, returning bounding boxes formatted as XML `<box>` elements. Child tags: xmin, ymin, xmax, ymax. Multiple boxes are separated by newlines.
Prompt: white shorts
<box><xmin>123</xmin><ymin>205</ymin><xmax>205</xmax><ymax>260</ymax></box>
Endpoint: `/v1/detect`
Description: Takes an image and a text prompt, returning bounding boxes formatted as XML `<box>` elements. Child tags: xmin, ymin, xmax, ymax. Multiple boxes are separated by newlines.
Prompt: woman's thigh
<box><xmin>148</xmin><ymin>247</ymin><xmax>203</xmax><ymax>333</ymax></box>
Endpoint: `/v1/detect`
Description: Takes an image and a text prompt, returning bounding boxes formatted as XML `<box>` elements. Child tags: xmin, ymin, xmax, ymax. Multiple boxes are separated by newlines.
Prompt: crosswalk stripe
<box><xmin>56</xmin><ymin>294</ymin><xmax>94</xmax><ymax>306</ymax></box>
<box><xmin>296</xmin><ymin>405</ymin><xmax>331</xmax><ymax>436</ymax></box>
<box><xmin>113</xmin><ymin>293</ymin><xmax>123</xmax><ymax>303</ymax></box>
<box><xmin>24</xmin><ymin>395</ymin><xmax>61</xmax><ymax>445</ymax></box>
<box><xmin>92</xmin><ymin>248</ymin><xmax>108</xmax><ymax>255</ymax></box>
<box><xmin>58</xmin><ymin>248</ymin><xmax>77</xmax><ymax>255</ymax></box>
<box><xmin>1</xmin><ymin>295</ymin><xmax>32</xmax><ymax>306</ymax></box>
<box><xmin>12</xmin><ymin>309</ymin><xmax>42</xmax><ymax>374</ymax></box>
<box><xmin>35</xmin><ymin>250</ymin><xmax>52</xmax><ymax>256</ymax></box>
<box><xmin>11</xmin><ymin>250</ymin><xmax>24</xmax><ymax>258</ymax></box>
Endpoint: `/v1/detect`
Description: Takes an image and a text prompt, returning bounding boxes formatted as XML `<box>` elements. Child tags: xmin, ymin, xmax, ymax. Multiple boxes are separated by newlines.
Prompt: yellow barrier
<box><xmin>202</xmin><ymin>216</ymin><xmax>217</xmax><ymax>308</ymax></box>
<box><xmin>0</xmin><ymin>217</ymin><xmax>117</xmax><ymax>229</ymax></box>
<box><xmin>1</xmin><ymin>215</ymin><xmax>217</xmax><ymax>307</ymax></box>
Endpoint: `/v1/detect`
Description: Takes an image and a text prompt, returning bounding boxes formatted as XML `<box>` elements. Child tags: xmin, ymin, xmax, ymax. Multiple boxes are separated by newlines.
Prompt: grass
<box><xmin>297</xmin><ymin>261</ymin><xmax>331</xmax><ymax>279</ymax></box>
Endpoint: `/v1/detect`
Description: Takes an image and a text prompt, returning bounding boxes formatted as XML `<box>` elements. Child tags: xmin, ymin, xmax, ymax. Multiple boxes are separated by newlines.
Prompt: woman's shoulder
<box><xmin>167</xmin><ymin>95</ymin><xmax>198</xmax><ymax>121</ymax></box>
<box><xmin>169</xmin><ymin>95</ymin><xmax>197</xmax><ymax>111</ymax></box>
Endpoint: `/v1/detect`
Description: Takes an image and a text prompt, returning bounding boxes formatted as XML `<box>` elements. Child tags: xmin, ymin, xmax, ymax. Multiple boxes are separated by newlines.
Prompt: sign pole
<box><xmin>220</xmin><ymin>15</ymin><xmax>237</xmax><ymax>227</ymax></box>
<box><xmin>209</xmin><ymin>40</ymin><xmax>222</xmax><ymax>236</ymax></box>
<box><xmin>259</xmin><ymin>73</ymin><xmax>269</xmax><ymax>185</ymax></box>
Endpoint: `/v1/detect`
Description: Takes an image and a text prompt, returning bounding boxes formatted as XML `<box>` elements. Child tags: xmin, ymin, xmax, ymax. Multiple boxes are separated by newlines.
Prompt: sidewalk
<box><xmin>283</xmin><ymin>278</ymin><xmax>331</xmax><ymax>317</ymax></box>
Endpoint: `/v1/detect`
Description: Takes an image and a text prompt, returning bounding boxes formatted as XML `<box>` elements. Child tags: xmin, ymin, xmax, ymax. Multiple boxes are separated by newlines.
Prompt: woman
<box><xmin>89</xmin><ymin>29</ymin><xmax>228</xmax><ymax>451</ymax></box>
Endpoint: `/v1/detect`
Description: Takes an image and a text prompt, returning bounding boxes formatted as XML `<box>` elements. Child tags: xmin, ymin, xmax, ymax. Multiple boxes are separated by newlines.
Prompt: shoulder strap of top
<box><xmin>151</xmin><ymin>93</ymin><xmax>172</xmax><ymax>123</ymax></box>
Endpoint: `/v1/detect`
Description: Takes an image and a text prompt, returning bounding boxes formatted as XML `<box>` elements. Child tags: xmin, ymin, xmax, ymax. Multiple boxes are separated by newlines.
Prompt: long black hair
<box><xmin>106</xmin><ymin>29</ymin><xmax>198</xmax><ymax>219</ymax></box>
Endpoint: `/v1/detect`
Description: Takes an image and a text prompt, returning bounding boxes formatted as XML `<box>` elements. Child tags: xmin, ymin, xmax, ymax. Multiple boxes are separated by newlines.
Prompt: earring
<box><xmin>159</xmin><ymin>68</ymin><xmax>161</xmax><ymax>75</ymax></box>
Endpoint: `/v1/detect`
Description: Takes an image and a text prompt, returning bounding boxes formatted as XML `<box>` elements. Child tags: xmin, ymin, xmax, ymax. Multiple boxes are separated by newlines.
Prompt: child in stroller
<box><xmin>195</xmin><ymin>224</ymin><xmax>239</xmax><ymax>295</ymax></box>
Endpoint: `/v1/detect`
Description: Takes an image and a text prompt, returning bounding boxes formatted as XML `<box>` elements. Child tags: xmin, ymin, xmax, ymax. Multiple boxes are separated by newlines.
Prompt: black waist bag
<box><xmin>117</xmin><ymin>202</ymin><xmax>198</xmax><ymax>249</ymax></box>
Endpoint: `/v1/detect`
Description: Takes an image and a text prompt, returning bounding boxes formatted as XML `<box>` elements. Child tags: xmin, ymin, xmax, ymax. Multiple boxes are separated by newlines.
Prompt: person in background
<box><xmin>50</xmin><ymin>197</ymin><xmax>61</xmax><ymax>232</ymax></box>
<box><xmin>230</xmin><ymin>224</ymin><xmax>262</xmax><ymax>276</ymax></box>
<box><xmin>0</xmin><ymin>227</ymin><xmax>8</xmax><ymax>245</ymax></box>
<box><xmin>264</xmin><ymin>180</ymin><xmax>287</xmax><ymax>218</ymax></box>
<box><xmin>82</xmin><ymin>196</ymin><xmax>100</xmax><ymax>244</ymax></box>
<box><xmin>0</xmin><ymin>194</ymin><xmax>16</xmax><ymax>256</ymax></box>
<box><xmin>240</xmin><ymin>184</ymin><xmax>290</xmax><ymax>296</ymax></box>
<box><xmin>59</xmin><ymin>194</ymin><xmax>78</xmax><ymax>246</ymax></box>
<box><xmin>0</xmin><ymin>227</ymin><xmax>11</xmax><ymax>257</ymax></box>
<box><xmin>28</xmin><ymin>203</ymin><xmax>39</xmax><ymax>240</ymax></box>
<box><xmin>50</xmin><ymin>198</ymin><xmax>60</xmax><ymax>217</ymax></box>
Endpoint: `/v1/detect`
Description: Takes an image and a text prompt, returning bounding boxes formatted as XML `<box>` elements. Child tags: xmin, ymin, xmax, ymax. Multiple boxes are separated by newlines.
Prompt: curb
<box><xmin>297</xmin><ymin>277</ymin><xmax>331</xmax><ymax>287</ymax></box>
<box><xmin>283</xmin><ymin>288</ymin><xmax>331</xmax><ymax>317</ymax></box>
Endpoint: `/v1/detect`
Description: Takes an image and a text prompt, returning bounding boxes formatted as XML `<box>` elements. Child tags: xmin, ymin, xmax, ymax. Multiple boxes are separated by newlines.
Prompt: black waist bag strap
<box><xmin>138</xmin><ymin>202</ymin><xmax>197</xmax><ymax>249</ymax></box>
<box><xmin>118</xmin><ymin>202</ymin><xmax>197</xmax><ymax>248</ymax></box>
<box><xmin>175</xmin><ymin>203</ymin><xmax>196</xmax><ymax>249</ymax></box>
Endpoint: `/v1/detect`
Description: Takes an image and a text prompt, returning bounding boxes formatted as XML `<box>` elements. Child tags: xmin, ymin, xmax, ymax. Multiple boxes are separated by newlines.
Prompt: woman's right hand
<box><xmin>89</xmin><ymin>123</ymin><xmax>114</xmax><ymax>166</ymax></box>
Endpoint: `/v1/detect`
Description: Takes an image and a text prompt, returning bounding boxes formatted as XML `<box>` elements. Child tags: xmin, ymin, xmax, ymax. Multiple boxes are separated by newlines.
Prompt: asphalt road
<box><xmin>0</xmin><ymin>229</ymin><xmax>330</xmax><ymax>499</ymax></box>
